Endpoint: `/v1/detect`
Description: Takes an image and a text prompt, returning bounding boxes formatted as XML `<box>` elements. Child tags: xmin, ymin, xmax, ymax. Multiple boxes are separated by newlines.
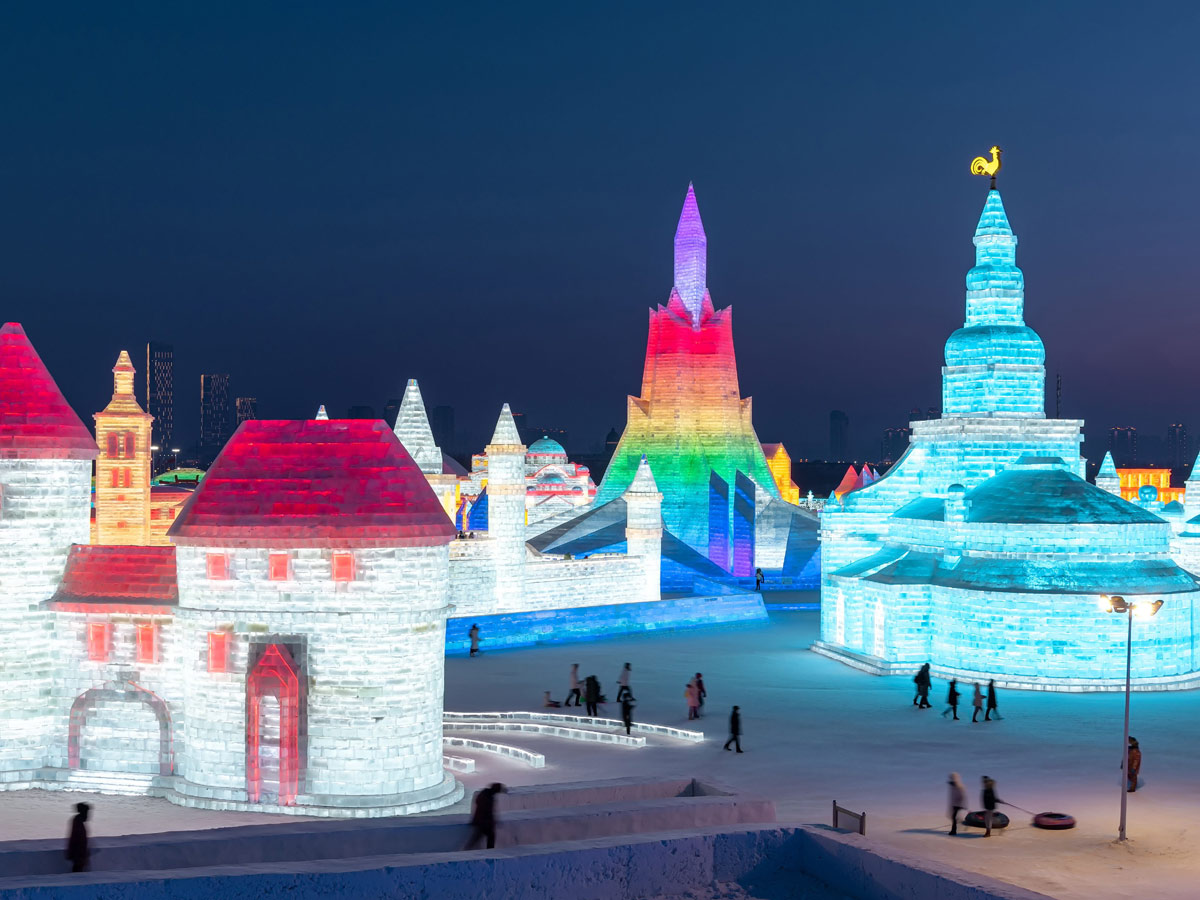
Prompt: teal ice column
<box><xmin>942</xmin><ymin>190</ymin><xmax>1046</xmax><ymax>418</ymax></box>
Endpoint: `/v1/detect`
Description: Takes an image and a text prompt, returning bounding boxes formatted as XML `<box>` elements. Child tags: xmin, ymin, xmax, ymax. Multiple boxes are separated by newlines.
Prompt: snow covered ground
<box><xmin>5</xmin><ymin>604</ymin><xmax>1200</xmax><ymax>899</ymax></box>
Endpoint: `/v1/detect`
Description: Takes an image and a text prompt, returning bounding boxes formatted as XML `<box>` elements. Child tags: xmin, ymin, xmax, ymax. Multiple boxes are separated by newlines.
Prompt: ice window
<box><xmin>106</xmin><ymin>433</ymin><xmax>119</xmax><ymax>458</ymax></box>
<box><xmin>124</xmin><ymin>432</ymin><xmax>135</xmax><ymax>457</ymax></box>
<box><xmin>268</xmin><ymin>552</ymin><xmax>290</xmax><ymax>581</ymax></box>
<box><xmin>208</xmin><ymin>631</ymin><xmax>229</xmax><ymax>673</ymax></box>
<box><xmin>87</xmin><ymin>623</ymin><xmax>110</xmax><ymax>662</ymax></box>
<box><xmin>136</xmin><ymin>623</ymin><xmax>158</xmax><ymax>663</ymax></box>
<box><xmin>332</xmin><ymin>551</ymin><xmax>355</xmax><ymax>582</ymax></box>
<box><xmin>206</xmin><ymin>553</ymin><xmax>230</xmax><ymax>580</ymax></box>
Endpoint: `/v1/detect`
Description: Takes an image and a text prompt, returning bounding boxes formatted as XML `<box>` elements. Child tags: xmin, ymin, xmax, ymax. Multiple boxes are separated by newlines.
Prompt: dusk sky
<box><xmin>3</xmin><ymin>3</ymin><xmax>1197</xmax><ymax>464</ymax></box>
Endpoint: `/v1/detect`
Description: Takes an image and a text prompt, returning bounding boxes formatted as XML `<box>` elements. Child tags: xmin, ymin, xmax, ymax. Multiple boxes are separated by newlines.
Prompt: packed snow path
<box><xmin>3</xmin><ymin>607</ymin><xmax>1199</xmax><ymax>900</ymax></box>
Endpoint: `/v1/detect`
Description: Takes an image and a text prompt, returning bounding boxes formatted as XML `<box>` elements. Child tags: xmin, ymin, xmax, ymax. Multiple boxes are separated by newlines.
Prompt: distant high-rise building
<box><xmin>1168</xmin><ymin>423</ymin><xmax>1189</xmax><ymax>475</ymax></box>
<box><xmin>146</xmin><ymin>342</ymin><xmax>174</xmax><ymax>472</ymax></box>
<box><xmin>1109</xmin><ymin>426</ymin><xmax>1137</xmax><ymax>467</ymax></box>
<box><xmin>430</xmin><ymin>405</ymin><xmax>455</xmax><ymax>453</ymax></box>
<box><xmin>235</xmin><ymin>396</ymin><xmax>257</xmax><ymax>427</ymax></box>
<box><xmin>829</xmin><ymin>410</ymin><xmax>849</xmax><ymax>462</ymax></box>
<box><xmin>383</xmin><ymin>398</ymin><xmax>402</xmax><ymax>429</ymax></box>
<box><xmin>199</xmin><ymin>374</ymin><xmax>232</xmax><ymax>455</ymax></box>
<box><xmin>881</xmin><ymin>426</ymin><xmax>911</xmax><ymax>465</ymax></box>
<box><xmin>346</xmin><ymin>405</ymin><xmax>376</xmax><ymax>419</ymax></box>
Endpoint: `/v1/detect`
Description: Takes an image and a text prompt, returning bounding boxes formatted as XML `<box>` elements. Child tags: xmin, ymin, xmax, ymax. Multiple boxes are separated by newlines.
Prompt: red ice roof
<box><xmin>168</xmin><ymin>419</ymin><xmax>458</xmax><ymax>548</ymax></box>
<box><xmin>52</xmin><ymin>545</ymin><xmax>178</xmax><ymax>610</ymax></box>
<box><xmin>0</xmin><ymin>323</ymin><xmax>98</xmax><ymax>460</ymax></box>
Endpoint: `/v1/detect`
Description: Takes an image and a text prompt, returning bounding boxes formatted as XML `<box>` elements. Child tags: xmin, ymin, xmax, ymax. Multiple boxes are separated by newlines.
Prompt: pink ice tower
<box><xmin>673</xmin><ymin>182</ymin><xmax>709</xmax><ymax>327</ymax></box>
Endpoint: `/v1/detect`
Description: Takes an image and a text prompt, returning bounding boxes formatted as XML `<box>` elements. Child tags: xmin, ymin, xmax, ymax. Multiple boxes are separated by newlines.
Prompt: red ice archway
<box><xmin>246</xmin><ymin>643</ymin><xmax>301</xmax><ymax>806</ymax></box>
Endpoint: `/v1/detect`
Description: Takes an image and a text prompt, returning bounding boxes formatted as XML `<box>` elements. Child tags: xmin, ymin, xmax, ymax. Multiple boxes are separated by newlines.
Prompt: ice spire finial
<box><xmin>394</xmin><ymin>378</ymin><xmax>443</xmax><ymax>474</ymax></box>
<box><xmin>112</xmin><ymin>350</ymin><xmax>136</xmax><ymax>397</ymax></box>
<box><xmin>1098</xmin><ymin>452</ymin><xmax>1118</xmax><ymax>478</ymax></box>
<box><xmin>964</xmin><ymin>188</ymin><xmax>1023</xmax><ymax>327</ymax></box>
<box><xmin>315</xmin><ymin>404</ymin><xmax>328</xmax><ymax>420</ymax></box>
<box><xmin>489</xmin><ymin>403</ymin><xmax>522</xmax><ymax>447</ymax></box>
<box><xmin>625</xmin><ymin>454</ymin><xmax>660</xmax><ymax>494</ymax></box>
<box><xmin>673</xmin><ymin>182</ymin><xmax>707</xmax><ymax>326</ymax></box>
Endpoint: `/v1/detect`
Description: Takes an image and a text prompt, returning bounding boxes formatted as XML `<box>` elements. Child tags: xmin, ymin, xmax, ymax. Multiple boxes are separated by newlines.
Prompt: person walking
<box><xmin>913</xmin><ymin>663</ymin><xmax>932</xmax><ymax>709</ymax></box>
<box><xmin>694</xmin><ymin>672</ymin><xmax>707</xmax><ymax>717</ymax></box>
<box><xmin>971</xmin><ymin>683</ymin><xmax>984</xmax><ymax>723</ymax></box>
<box><xmin>468</xmin><ymin>624</ymin><xmax>480</xmax><ymax>658</ymax></box>
<box><xmin>985</xmin><ymin>680</ymin><xmax>1001</xmax><ymax>720</ymax></box>
<box><xmin>1126</xmin><ymin>736</ymin><xmax>1142</xmax><ymax>792</ymax></box>
<box><xmin>755</xmin><ymin>568</ymin><xmax>764</xmax><ymax>590</ymax></box>
<box><xmin>947</xmin><ymin>773</ymin><xmax>967</xmax><ymax>835</ymax></box>
<box><xmin>584</xmin><ymin>675</ymin><xmax>601</xmax><ymax>717</ymax></box>
<box><xmin>685</xmin><ymin>680</ymin><xmax>701</xmax><ymax>720</ymax></box>
<box><xmin>616</xmin><ymin>662</ymin><xmax>633</xmax><ymax>701</ymax></box>
<box><xmin>65</xmin><ymin>802</ymin><xmax>90</xmax><ymax>873</ymax></box>
<box><xmin>723</xmin><ymin>705</ymin><xmax>743</xmax><ymax>752</ymax></box>
<box><xmin>942</xmin><ymin>679</ymin><xmax>959</xmax><ymax>720</ymax></box>
<box><xmin>981</xmin><ymin>776</ymin><xmax>1001</xmax><ymax>836</ymax></box>
<box><xmin>620</xmin><ymin>694</ymin><xmax>635</xmax><ymax>736</ymax></box>
<box><xmin>463</xmin><ymin>783</ymin><xmax>507</xmax><ymax>850</ymax></box>
<box><xmin>566</xmin><ymin>663</ymin><xmax>582</xmax><ymax>707</ymax></box>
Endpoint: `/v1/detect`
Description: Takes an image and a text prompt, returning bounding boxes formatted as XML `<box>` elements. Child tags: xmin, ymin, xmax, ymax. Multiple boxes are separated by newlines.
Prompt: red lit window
<box><xmin>208</xmin><ymin>631</ymin><xmax>230</xmax><ymax>673</ymax></box>
<box><xmin>169</xmin><ymin>507</ymin><xmax>177</xmax><ymax>519</ymax></box>
<box><xmin>122</xmin><ymin>468</ymin><xmax>132</xmax><ymax>488</ymax></box>
<box><xmin>87</xmin><ymin>623</ymin><xmax>110</xmax><ymax>661</ymax></box>
<box><xmin>110</xmin><ymin>468</ymin><xmax>120</xmax><ymax>488</ymax></box>
<box><xmin>268</xmin><ymin>552</ymin><xmax>290</xmax><ymax>581</ymax></box>
<box><xmin>106</xmin><ymin>433</ymin><xmax>119</xmax><ymax>458</ymax></box>
<box><xmin>150</xmin><ymin>508</ymin><xmax>161</xmax><ymax>520</ymax></box>
<box><xmin>124</xmin><ymin>432</ymin><xmax>135</xmax><ymax>456</ymax></box>
<box><xmin>206</xmin><ymin>553</ymin><xmax>230</xmax><ymax>580</ymax></box>
<box><xmin>136</xmin><ymin>623</ymin><xmax>158</xmax><ymax>663</ymax></box>
<box><xmin>332</xmin><ymin>551</ymin><xmax>355</xmax><ymax>582</ymax></box>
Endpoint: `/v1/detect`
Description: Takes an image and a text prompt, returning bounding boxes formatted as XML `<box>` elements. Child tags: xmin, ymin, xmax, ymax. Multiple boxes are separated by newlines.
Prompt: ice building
<box><xmin>535</xmin><ymin>185</ymin><xmax>819</xmax><ymax>589</ymax></box>
<box><xmin>815</xmin><ymin>188</ymin><xmax>1200</xmax><ymax>690</ymax></box>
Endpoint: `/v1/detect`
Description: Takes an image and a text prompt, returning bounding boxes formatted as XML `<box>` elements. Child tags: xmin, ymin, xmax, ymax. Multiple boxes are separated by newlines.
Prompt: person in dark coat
<box><xmin>913</xmin><ymin>663</ymin><xmax>932</xmax><ymax>709</ymax></box>
<box><xmin>65</xmin><ymin>802</ymin><xmax>90</xmax><ymax>872</ymax></box>
<box><xmin>723</xmin><ymin>705</ymin><xmax>743</xmax><ymax>752</ymax></box>
<box><xmin>694</xmin><ymin>672</ymin><xmax>707</xmax><ymax>717</ymax></box>
<box><xmin>620</xmin><ymin>695</ymin><xmax>635</xmax><ymax>735</ymax></box>
<box><xmin>1126</xmin><ymin>736</ymin><xmax>1142</xmax><ymax>792</ymax></box>
<box><xmin>755</xmin><ymin>568</ymin><xmax>764</xmax><ymax>590</ymax></box>
<box><xmin>463</xmin><ymin>783</ymin><xmax>506</xmax><ymax>850</ymax></box>
<box><xmin>981</xmin><ymin>776</ymin><xmax>1001</xmax><ymax>837</ymax></box>
<box><xmin>468</xmin><ymin>624</ymin><xmax>480</xmax><ymax>657</ymax></box>
<box><xmin>942</xmin><ymin>679</ymin><xmax>959</xmax><ymax>720</ymax></box>
<box><xmin>584</xmin><ymin>675</ymin><xmax>601</xmax><ymax>717</ymax></box>
<box><xmin>986</xmin><ymin>680</ymin><xmax>1001</xmax><ymax>720</ymax></box>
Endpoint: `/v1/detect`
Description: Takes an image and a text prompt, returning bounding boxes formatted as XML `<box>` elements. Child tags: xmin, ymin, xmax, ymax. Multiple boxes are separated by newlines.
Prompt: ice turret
<box><xmin>94</xmin><ymin>350</ymin><xmax>153</xmax><ymax>544</ymax></box>
<box><xmin>490</xmin><ymin>403</ymin><xmax>522</xmax><ymax>446</ymax></box>
<box><xmin>673</xmin><ymin>183</ymin><xmax>709</xmax><ymax>327</ymax></box>
<box><xmin>624</xmin><ymin>455</ymin><xmax>663</xmax><ymax>600</ymax></box>
<box><xmin>942</xmin><ymin>189</ymin><xmax>1046</xmax><ymax>418</ymax></box>
<box><xmin>485</xmin><ymin>404</ymin><xmax>527</xmax><ymax>607</ymax></box>
<box><xmin>393</xmin><ymin>379</ymin><xmax>442</xmax><ymax>475</ymax></box>
<box><xmin>1184</xmin><ymin>450</ymin><xmax>1200</xmax><ymax>520</ymax></box>
<box><xmin>1096</xmin><ymin>451</ymin><xmax>1121</xmax><ymax>497</ymax></box>
<box><xmin>315</xmin><ymin>405</ymin><xmax>328</xmax><ymax>420</ymax></box>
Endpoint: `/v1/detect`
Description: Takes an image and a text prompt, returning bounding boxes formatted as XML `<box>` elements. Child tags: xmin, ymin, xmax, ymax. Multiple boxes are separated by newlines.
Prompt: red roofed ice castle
<box><xmin>0</xmin><ymin>322</ymin><xmax>726</xmax><ymax>816</ymax></box>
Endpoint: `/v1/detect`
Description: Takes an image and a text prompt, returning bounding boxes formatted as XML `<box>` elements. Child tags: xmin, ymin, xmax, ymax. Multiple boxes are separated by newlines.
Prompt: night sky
<box><xmin>3</xmin><ymin>4</ymin><xmax>1198</xmax><ymax>464</ymax></box>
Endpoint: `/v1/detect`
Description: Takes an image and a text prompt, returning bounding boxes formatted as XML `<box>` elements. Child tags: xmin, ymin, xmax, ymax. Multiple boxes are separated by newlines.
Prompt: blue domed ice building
<box><xmin>815</xmin><ymin>186</ymin><xmax>1200</xmax><ymax>690</ymax></box>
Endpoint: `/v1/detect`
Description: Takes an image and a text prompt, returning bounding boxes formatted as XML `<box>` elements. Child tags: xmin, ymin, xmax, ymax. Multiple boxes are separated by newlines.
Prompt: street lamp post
<box><xmin>1101</xmin><ymin>594</ymin><xmax>1163</xmax><ymax>842</ymax></box>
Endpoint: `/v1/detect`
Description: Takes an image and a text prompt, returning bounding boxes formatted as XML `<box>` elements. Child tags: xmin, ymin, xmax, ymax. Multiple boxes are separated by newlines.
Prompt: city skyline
<box><xmin>4</xmin><ymin>4</ymin><xmax>1198</xmax><ymax>462</ymax></box>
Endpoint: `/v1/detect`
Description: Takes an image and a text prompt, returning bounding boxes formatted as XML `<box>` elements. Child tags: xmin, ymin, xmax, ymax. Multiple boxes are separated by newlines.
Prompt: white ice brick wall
<box><xmin>0</xmin><ymin>459</ymin><xmax>91</xmax><ymax>777</ymax></box>
<box><xmin>173</xmin><ymin>543</ymin><xmax>453</xmax><ymax>810</ymax></box>
<box><xmin>486</xmin><ymin>444</ymin><xmax>528</xmax><ymax>608</ymax></box>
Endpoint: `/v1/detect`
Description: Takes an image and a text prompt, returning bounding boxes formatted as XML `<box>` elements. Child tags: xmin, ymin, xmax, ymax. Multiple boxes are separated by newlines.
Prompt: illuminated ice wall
<box><xmin>816</xmin><ymin>188</ymin><xmax>1200</xmax><ymax>690</ymax></box>
<box><xmin>595</xmin><ymin>185</ymin><xmax>780</xmax><ymax>558</ymax></box>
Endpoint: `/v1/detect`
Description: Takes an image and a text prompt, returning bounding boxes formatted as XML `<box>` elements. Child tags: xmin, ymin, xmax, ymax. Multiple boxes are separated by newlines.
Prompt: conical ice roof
<box><xmin>0</xmin><ymin>322</ymin><xmax>97</xmax><ymax>459</ymax></box>
<box><xmin>315</xmin><ymin>404</ymin><xmax>329</xmax><ymax>420</ymax></box>
<box><xmin>489</xmin><ymin>403</ymin><xmax>523</xmax><ymax>446</ymax></box>
<box><xmin>624</xmin><ymin>455</ymin><xmax>660</xmax><ymax>495</ymax></box>
<box><xmin>393</xmin><ymin>379</ymin><xmax>442</xmax><ymax>474</ymax></box>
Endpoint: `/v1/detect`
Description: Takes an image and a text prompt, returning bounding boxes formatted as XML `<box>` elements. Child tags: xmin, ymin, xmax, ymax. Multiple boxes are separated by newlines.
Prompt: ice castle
<box><xmin>814</xmin><ymin>187</ymin><xmax>1200</xmax><ymax>690</ymax></box>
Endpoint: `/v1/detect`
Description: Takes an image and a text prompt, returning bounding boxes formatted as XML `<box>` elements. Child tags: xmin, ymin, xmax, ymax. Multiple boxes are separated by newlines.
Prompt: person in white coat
<box><xmin>947</xmin><ymin>772</ymin><xmax>967</xmax><ymax>835</ymax></box>
<box><xmin>566</xmin><ymin>663</ymin><xmax>582</xmax><ymax>707</ymax></box>
<box><xmin>616</xmin><ymin>662</ymin><xmax>633</xmax><ymax>701</ymax></box>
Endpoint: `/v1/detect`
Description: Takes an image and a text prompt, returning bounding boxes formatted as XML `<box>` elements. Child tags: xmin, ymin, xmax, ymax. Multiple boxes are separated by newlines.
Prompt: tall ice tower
<box><xmin>595</xmin><ymin>185</ymin><xmax>779</xmax><ymax>557</ymax></box>
<box><xmin>94</xmin><ymin>350</ymin><xmax>153</xmax><ymax>545</ymax></box>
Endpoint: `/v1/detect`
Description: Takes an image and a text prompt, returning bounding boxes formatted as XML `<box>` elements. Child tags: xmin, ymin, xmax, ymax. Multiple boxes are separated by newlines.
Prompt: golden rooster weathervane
<box><xmin>970</xmin><ymin>145</ymin><xmax>1002</xmax><ymax>188</ymax></box>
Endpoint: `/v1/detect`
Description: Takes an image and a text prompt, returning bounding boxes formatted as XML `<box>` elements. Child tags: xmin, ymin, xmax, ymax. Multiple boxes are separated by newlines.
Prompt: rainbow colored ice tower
<box><xmin>595</xmin><ymin>185</ymin><xmax>779</xmax><ymax>563</ymax></box>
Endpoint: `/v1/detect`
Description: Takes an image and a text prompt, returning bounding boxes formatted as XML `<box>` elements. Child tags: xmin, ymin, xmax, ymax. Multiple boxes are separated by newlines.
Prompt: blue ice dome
<box><xmin>1138</xmin><ymin>484</ymin><xmax>1159</xmax><ymax>502</ymax></box>
<box><xmin>538</xmin><ymin>472</ymin><xmax>567</xmax><ymax>484</ymax></box>
<box><xmin>528</xmin><ymin>436</ymin><xmax>567</xmax><ymax>456</ymax></box>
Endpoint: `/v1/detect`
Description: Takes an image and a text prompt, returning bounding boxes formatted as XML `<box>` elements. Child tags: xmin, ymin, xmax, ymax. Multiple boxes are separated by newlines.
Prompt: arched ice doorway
<box><xmin>68</xmin><ymin>682</ymin><xmax>173</xmax><ymax>776</ymax></box>
<box><xmin>246</xmin><ymin>643</ymin><xmax>302</xmax><ymax>805</ymax></box>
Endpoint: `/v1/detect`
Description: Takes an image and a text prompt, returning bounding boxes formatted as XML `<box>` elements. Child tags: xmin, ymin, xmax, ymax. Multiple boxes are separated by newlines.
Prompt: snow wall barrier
<box><xmin>0</xmin><ymin>824</ymin><xmax>1054</xmax><ymax>899</ymax></box>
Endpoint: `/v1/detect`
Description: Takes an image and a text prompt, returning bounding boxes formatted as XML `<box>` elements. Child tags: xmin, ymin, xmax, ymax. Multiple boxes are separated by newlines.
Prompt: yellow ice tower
<box><xmin>94</xmin><ymin>351</ymin><xmax>153</xmax><ymax>544</ymax></box>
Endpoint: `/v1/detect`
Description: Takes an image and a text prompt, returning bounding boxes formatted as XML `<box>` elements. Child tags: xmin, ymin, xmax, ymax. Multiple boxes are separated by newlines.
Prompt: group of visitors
<box><xmin>914</xmin><ymin>664</ymin><xmax>1001</xmax><ymax>722</ymax></box>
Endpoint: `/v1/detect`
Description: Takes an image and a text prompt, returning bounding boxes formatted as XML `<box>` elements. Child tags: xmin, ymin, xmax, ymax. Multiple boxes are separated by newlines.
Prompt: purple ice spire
<box><xmin>673</xmin><ymin>183</ymin><xmax>707</xmax><ymax>325</ymax></box>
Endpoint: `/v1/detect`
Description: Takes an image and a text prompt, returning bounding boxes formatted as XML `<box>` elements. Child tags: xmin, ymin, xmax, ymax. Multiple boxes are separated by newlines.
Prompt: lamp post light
<box><xmin>1100</xmin><ymin>594</ymin><xmax>1163</xmax><ymax>842</ymax></box>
